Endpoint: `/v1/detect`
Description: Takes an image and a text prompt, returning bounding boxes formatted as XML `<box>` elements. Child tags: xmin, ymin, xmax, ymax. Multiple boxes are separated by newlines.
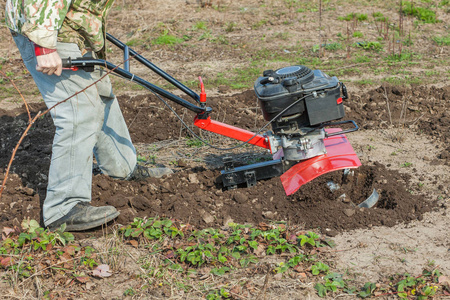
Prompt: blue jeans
<box><xmin>12</xmin><ymin>32</ymin><xmax>137</xmax><ymax>226</ymax></box>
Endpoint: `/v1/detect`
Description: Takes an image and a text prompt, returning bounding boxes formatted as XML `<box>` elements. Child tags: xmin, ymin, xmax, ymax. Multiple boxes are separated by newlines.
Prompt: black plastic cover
<box><xmin>254</xmin><ymin>67</ymin><xmax>344</xmax><ymax>125</ymax></box>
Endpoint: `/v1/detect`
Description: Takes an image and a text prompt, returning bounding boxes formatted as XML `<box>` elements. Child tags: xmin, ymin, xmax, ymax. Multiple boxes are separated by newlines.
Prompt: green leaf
<box><xmin>248</xmin><ymin>240</ymin><xmax>258</xmax><ymax>249</ymax></box>
<box><xmin>131</xmin><ymin>228</ymin><xmax>143</xmax><ymax>237</ymax></box>
<box><xmin>125</xmin><ymin>228</ymin><xmax>133</xmax><ymax>237</ymax></box>
<box><xmin>218</xmin><ymin>255</ymin><xmax>227</xmax><ymax>263</ymax></box>
<box><xmin>161</xmin><ymin>219</ymin><xmax>173</xmax><ymax>228</ymax></box>
<box><xmin>315</xmin><ymin>283</ymin><xmax>327</xmax><ymax>297</ymax></box>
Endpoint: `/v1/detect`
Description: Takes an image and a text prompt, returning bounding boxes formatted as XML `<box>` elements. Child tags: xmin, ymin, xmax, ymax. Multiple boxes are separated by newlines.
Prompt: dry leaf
<box><xmin>63</xmin><ymin>246</ymin><xmax>76</xmax><ymax>256</ymax></box>
<box><xmin>75</xmin><ymin>274</ymin><xmax>90</xmax><ymax>283</ymax></box>
<box><xmin>86</xmin><ymin>281</ymin><xmax>95</xmax><ymax>290</ymax></box>
<box><xmin>293</xmin><ymin>265</ymin><xmax>304</xmax><ymax>273</ymax></box>
<box><xmin>254</xmin><ymin>244</ymin><xmax>266</xmax><ymax>257</ymax></box>
<box><xmin>2</xmin><ymin>227</ymin><xmax>15</xmax><ymax>237</ymax></box>
<box><xmin>230</xmin><ymin>285</ymin><xmax>242</xmax><ymax>296</ymax></box>
<box><xmin>439</xmin><ymin>275</ymin><xmax>450</xmax><ymax>286</ymax></box>
<box><xmin>93</xmin><ymin>264</ymin><xmax>112</xmax><ymax>278</ymax></box>
<box><xmin>129</xmin><ymin>240</ymin><xmax>138</xmax><ymax>248</ymax></box>
<box><xmin>165</xmin><ymin>250</ymin><xmax>175</xmax><ymax>259</ymax></box>
<box><xmin>0</xmin><ymin>257</ymin><xmax>13</xmax><ymax>267</ymax></box>
<box><xmin>258</xmin><ymin>222</ymin><xmax>269</xmax><ymax>231</ymax></box>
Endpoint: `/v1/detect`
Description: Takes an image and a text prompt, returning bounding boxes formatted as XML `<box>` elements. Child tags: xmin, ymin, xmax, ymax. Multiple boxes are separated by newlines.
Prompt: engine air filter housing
<box><xmin>254</xmin><ymin>66</ymin><xmax>345</xmax><ymax>127</ymax></box>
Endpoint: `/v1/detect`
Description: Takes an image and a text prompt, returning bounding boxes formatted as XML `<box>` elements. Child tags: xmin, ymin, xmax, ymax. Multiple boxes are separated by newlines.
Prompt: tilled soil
<box><xmin>0</xmin><ymin>84</ymin><xmax>447</xmax><ymax>235</ymax></box>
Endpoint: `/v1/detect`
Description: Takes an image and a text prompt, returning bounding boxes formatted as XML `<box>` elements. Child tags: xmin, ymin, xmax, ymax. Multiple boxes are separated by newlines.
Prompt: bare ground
<box><xmin>0</xmin><ymin>0</ymin><xmax>449</xmax><ymax>299</ymax></box>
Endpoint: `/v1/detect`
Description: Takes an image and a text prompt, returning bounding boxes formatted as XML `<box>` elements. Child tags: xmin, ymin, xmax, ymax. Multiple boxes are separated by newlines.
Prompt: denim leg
<box><xmin>92</xmin><ymin>69</ymin><xmax>137</xmax><ymax>179</ymax></box>
<box><xmin>12</xmin><ymin>33</ymin><xmax>136</xmax><ymax>226</ymax></box>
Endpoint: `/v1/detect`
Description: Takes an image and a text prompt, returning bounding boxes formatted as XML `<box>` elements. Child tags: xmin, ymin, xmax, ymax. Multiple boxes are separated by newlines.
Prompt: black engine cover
<box><xmin>254</xmin><ymin>66</ymin><xmax>345</xmax><ymax>126</ymax></box>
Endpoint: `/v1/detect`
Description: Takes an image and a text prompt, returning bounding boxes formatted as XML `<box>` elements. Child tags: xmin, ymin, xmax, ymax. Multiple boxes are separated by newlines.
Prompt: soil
<box><xmin>0</xmin><ymin>85</ymin><xmax>444</xmax><ymax>234</ymax></box>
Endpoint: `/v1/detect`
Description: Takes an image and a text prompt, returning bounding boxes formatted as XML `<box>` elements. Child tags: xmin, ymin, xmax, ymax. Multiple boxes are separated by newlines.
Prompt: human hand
<box><xmin>36</xmin><ymin>51</ymin><xmax>62</xmax><ymax>76</ymax></box>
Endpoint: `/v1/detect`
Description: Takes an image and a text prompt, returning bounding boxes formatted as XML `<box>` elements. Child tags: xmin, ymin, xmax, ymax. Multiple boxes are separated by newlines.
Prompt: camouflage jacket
<box><xmin>5</xmin><ymin>0</ymin><xmax>115</xmax><ymax>55</ymax></box>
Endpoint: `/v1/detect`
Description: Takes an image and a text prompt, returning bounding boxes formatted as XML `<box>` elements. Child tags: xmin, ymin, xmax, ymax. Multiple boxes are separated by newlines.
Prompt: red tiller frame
<box><xmin>193</xmin><ymin>116</ymin><xmax>272</xmax><ymax>151</ymax></box>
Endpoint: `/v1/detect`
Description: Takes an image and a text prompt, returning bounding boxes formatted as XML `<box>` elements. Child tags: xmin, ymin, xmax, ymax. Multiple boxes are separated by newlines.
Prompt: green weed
<box><xmin>152</xmin><ymin>30</ymin><xmax>184</xmax><ymax>45</ymax></box>
<box><xmin>225</xmin><ymin>22</ymin><xmax>236</xmax><ymax>33</ymax></box>
<box><xmin>353</xmin><ymin>31</ymin><xmax>364</xmax><ymax>38</ymax></box>
<box><xmin>355</xmin><ymin>41</ymin><xmax>383</xmax><ymax>51</ymax></box>
<box><xmin>186</xmin><ymin>137</ymin><xmax>203</xmax><ymax>147</ymax></box>
<box><xmin>355</xmin><ymin>79</ymin><xmax>374</xmax><ymax>85</ymax></box>
<box><xmin>372</xmin><ymin>11</ymin><xmax>388</xmax><ymax>22</ymax></box>
<box><xmin>338</xmin><ymin>13</ymin><xmax>367</xmax><ymax>22</ymax></box>
<box><xmin>192</xmin><ymin>21</ymin><xmax>208</xmax><ymax>31</ymax></box>
<box><xmin>402</xmin><ymin>1</ymin><xmax>438</xmax><ymax>23</ymax></box>
<box><xmin>432</xmin><ymin>35</ymin><xmax>450</xmax><ymax>46</ymax></box>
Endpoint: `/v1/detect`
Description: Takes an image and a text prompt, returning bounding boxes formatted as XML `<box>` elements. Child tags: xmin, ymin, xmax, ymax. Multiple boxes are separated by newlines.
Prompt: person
<box><xmin>5</xmin><ymin>0</ymin><xmax>172</xmax><ymax>231</ymax></box>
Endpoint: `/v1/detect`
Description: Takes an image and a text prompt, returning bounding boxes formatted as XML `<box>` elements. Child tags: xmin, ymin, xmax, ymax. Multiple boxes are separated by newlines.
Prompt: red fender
<box><xmin>280</xmin><ymin>128</ymin><xmax>361</xmax><ymax>195</ymax></box>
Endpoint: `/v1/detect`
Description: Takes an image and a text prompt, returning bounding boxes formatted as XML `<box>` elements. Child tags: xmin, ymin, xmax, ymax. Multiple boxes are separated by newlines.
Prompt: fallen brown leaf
<box><xmin>92</xmin><ymin>264</ymin><xmax>112</xmax><ymax>278</ymax></box>
<box><xmin>439</xmin><ymin>275</ymin><xmax>450</xmax><ymax>286</ymax></box>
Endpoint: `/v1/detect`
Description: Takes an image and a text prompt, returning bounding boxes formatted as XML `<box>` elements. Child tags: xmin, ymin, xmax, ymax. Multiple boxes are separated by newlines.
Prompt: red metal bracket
<box><xmin>193</xmin><ymin>116</ymin><xmax>272</xmax><ymax>152</ymax></box>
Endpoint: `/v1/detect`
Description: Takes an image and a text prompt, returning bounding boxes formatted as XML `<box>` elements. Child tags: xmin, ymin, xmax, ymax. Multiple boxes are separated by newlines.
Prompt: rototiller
<box><xmin>63</xmin><ymin>34</ymin><xmax>363</xmax><ymax>196</ymax></box>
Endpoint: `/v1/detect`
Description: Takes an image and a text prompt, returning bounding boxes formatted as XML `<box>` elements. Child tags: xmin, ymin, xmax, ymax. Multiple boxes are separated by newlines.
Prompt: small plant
<box><xmin>225</xmin><ymin>22</ymin><xmax>236</xmax><ymax>33</ymax></box>
<box><xmin>123</xmin><ymin>287</ymin><xmax>136</xmax><ymax>296</ymax></box>
<box><xmin>338</xmin><ymin>13</ymin><xmax>367</xmax><ymax>22</ymax></box>
<box><xmin>192</xmin><ymin>21</ymin><xmax>208</xmax><ymax>31</ymax></box>
<box><xmin>311</xmin><ymin>262</ymin><xmax>330</xmax><ymax>275</ymax></box>
<box><xmin>206</xmin><ymin>288</ymin><xmax>231</xmax><ymax>300</ymax></box>
<box><xmin>358</xmin><ymin>282</ymin><xmax>377</xmax><ymax>298</ymax></box>
<box><xmin>401</xmin><ymin>162</ymin><xmax>413</xmax><ymax>167</ymax></box>
<box><xmin>353</xmin><ymin>31</ymin><xmax>363</xmax><ymax>38</ymax></box>
<box><xmin>297</xmin><ymin>231</ymin><xmax>320</xmax><ymax>247</ymax></box>
<box><xmin>432</xmin><ymin>35</ymin><xmax>450</xmax><ymax>46</ymax></box>
<box><xmin>402</xmin><ymin>1</ymin><xmax>438</xmax><ymax>23</ymax></box>
<box><xmin>315</xmin><ymin>273</ymin><xmax>346</xmax><ymax>297</ymax></box>
<box><xmin>186</xmin><ymin>137</ymin><xmax>203</xmax><ymax>147</ymax></box>
<box><xmin>152</xmin><ymin>30</ymin><xmax>184</xmax><ymax>46</ymax></box>
<box><xmin>355</xmin><ymin>41</ymin><xmax>383</xmax><ymax>51</ymax></box>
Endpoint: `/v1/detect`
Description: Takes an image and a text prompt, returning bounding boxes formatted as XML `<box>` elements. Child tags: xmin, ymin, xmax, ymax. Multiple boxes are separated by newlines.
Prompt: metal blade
<box><xmin>357</xmin><ymin>189</ymin><xmax>379</xmax><ymax>208</ymax></box>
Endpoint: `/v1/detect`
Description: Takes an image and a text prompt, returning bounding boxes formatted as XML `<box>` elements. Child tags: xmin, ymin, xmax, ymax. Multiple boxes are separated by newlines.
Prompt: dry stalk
<box><xmin>0</xmin><ymin>69</ymin><xmax>32</xmax><ymax>123</ymax></box>
<box><xmin>179</xmin><ymin>108</ymin><xmax>187</xmax><ymax>138</ymax></box>
<box><xmin>382</xmin><ymin>86</ymin><xmax>393</xmax><ymax>126</ymax></box>
<box><xmin>319</xmin><ymin>0</ymin><xmax>323</xmax><ymax>58</ymax></box>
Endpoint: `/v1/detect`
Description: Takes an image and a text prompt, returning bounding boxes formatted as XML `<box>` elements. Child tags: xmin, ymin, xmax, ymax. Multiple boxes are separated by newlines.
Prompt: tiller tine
<box><xmin>280</xmin><ymin>129</ymin><xmax>361</xmax><ymax>196</ymax></box>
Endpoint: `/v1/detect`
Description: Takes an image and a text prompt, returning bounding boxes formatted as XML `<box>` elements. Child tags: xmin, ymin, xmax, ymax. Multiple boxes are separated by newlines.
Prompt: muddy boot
<box><xmin>47</xmin><ymin>202</ymin><xmax>120</xmax><ymax>232</ymax></box>
<box><xmin>128</xmin><ymin>164</ymin><xmax>173</xmax><ymax>180</ymax></box>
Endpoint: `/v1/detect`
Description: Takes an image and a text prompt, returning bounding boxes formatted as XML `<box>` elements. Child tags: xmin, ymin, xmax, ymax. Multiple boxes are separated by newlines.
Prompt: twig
<box><xmin>0</xmin><ymin>112</ymin><xmax>40</xmax><ymax>196</ymax></box>
<box><xmin>0</xmin><ymin>69</ymin><xmax>32</xmax><ymax>123</ymax></box>
<box><xmin>256</xmin><ymin>264</ymin><xmax>271</xmax><ymax>300</ymax></box>
<box><xmin>0</xmin><ymin>52</ymin><xmax>138</xmax><ymax>198</ymax></box>
<box><xmin>382</xmin><ymin>86</ymin><xmax>393</xmax><ymax>126</ymax></box>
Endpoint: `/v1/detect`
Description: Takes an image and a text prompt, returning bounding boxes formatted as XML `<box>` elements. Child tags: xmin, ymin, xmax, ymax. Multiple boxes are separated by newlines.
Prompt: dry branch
<box><xmin>0</xmin><ymin>55</ymin><xmax>136</xmax><ymax>199</ymax></box>
<box><xmin>0</xmin><ymin>69</ymin><xmax>32</xmax><ymax>122</ymax></box>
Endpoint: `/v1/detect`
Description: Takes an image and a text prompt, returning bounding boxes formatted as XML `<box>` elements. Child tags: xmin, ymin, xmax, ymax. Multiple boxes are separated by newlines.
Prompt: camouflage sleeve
<box><xmin>21</xmin><ymin>0</ymin><xmax>72</xmax><ymax>49</ymax></box>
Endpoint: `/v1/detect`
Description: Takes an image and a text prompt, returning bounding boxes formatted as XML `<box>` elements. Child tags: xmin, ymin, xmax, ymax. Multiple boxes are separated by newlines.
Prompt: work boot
<box><xmin>47</xmin><ymin>202</ymin><xmax>120</xmax><ymax>232</ymax></box>
<box><xmin>128</xmin><ymin>164</ymin><xmax>173</xmax><ymax>181</ymax></box>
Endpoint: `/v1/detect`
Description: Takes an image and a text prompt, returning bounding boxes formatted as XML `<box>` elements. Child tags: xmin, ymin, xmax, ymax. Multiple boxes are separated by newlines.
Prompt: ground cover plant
<box><xmin>0</xmin><ymin>0</ymin><xmax>449</xmax><ymax>298</ymax></box>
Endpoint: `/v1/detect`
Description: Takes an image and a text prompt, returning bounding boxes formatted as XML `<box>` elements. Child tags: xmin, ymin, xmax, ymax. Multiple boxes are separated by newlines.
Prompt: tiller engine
<box><xmin>63</xmin><ymin>34</ymin><xmax>361</xmax><ymax>196</ymax></box>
